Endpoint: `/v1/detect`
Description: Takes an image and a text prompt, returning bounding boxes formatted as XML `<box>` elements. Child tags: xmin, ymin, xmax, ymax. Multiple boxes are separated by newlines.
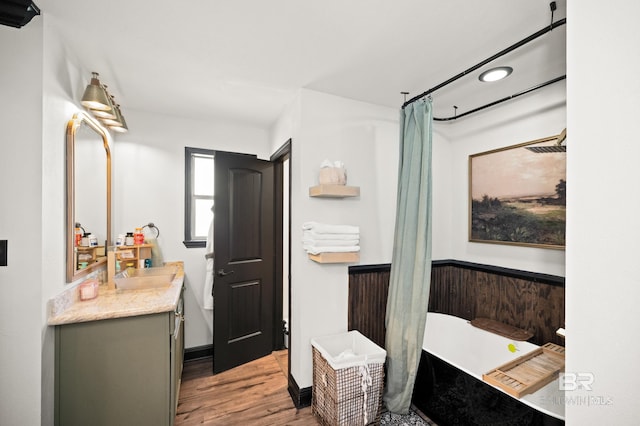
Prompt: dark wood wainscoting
<box><xmin>348</xmin><ymin>265</ymin><xmax>391</xmax><ymax>349</ymax></box>
<box><xmin>348</xmin><ymin>260</ymin><xmax>565</xmax><ymax>347</ymax></box>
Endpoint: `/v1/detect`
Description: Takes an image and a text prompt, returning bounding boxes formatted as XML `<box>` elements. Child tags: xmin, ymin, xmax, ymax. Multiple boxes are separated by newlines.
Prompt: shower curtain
<box><xmin>384</xmin><ymin>98</ymin><xmax>433</xmax><ymax>414</ymax></box>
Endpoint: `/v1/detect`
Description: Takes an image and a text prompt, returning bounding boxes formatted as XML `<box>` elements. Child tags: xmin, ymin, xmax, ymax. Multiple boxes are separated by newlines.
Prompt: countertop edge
<box><xmin>48</xmin><ymin>262</ymin><xmax>184</xmax><ymax>326</ymax></box>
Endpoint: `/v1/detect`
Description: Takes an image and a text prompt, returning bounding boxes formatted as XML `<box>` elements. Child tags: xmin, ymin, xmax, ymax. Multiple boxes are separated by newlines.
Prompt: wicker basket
<box><xmin>311</xmin><ymin>331</ymin><xmax>386</xmax><ymax>426</ymax></box>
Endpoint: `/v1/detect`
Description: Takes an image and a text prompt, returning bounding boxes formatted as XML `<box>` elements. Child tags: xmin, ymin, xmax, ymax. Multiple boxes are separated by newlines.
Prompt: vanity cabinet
<box><xmin>54</xmin><ymin>289</ymin><xmax>184</xmax><ymax>426</ymax></box>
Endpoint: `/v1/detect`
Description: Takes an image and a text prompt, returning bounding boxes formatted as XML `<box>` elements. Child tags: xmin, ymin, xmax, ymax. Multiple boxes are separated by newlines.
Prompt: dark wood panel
<box><xmin>428</xmin><ymin>266</ymin><xmax>565</xmax><ymax>346</ymax></box>
<box><xmin>349</xmin><ymin>262</ymin><xmax>565</xmax><ymax>348</ymax></box>
<box><xmin>228</xmin><ymin>280</ymin><xmax>262</xmax><ymax>342</ymax></box>
<box><xmin>229</xmin><ymin>168</ymin><xmax>262</xmax><ymax>262</ymax></box>
<box><xmin>351</xmin><ymin>260</ymin><xmax>565</xmax><ymax>287</ymax></box>
<box><xmin>348</xmin><ymin>270</ymin><xmax>390</xmax><ymax>348</ymax></box>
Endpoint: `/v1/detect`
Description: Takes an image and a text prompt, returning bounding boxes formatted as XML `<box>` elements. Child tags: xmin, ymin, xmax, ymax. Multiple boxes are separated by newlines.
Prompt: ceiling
<box><xmin>41</xmin><ymin>0</ymin><xmax>566</xmax><ymax>128</ymax></box>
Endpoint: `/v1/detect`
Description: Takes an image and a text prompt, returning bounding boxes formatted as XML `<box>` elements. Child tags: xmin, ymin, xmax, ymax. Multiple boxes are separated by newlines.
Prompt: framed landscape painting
<box><xmin>469</xmin><ymin>134</ymin><xmax>566</xmax><ymax>249</ymax></box>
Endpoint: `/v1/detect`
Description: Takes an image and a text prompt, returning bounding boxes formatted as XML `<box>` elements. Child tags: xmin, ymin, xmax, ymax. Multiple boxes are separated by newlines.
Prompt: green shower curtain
<box><xmin>384</xmin><ymin>99</ymin><xmax>433</xmax><ymax>414</ymax></box>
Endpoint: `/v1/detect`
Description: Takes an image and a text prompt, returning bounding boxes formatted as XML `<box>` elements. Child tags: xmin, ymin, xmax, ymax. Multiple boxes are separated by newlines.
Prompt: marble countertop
<box><xmin>48</xmin><ymin>262</ymin><xmax>184</xmax><ymax>326</ymax></box>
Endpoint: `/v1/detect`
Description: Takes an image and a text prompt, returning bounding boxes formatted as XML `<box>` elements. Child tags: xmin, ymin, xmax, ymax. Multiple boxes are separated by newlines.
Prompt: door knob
<box><xmin>217</xmin><ymin>269</ymin><xmax>235</xmax><ymax>277</ymax></box>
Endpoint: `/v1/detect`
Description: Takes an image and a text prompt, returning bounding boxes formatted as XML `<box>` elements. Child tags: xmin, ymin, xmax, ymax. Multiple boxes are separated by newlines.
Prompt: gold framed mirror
<box><xmin>66</xmin><ymin>112</ymin><xmax>112</xmax><ymax>282</ymax></box>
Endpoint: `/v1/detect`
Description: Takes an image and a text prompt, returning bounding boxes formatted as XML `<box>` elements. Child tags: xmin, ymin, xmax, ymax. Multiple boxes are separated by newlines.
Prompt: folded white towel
<box><xmin>302</xmin><ymin>221</ymin><xmax>360</xmax><ymax>234</ymax></box>
<box><xmin>303</xmin><ymin>245</ymin><xmax>360</xmax><ymax>255</ymax></box>
<box><xmin>303</xmin><ymin>238</ymin><xmax>360</xmax><ymax>247</ymax></box>
<box><xmin>303</xmin><ymin>230</ymin><xmax>359</xmax><ymax>240</ymax></box>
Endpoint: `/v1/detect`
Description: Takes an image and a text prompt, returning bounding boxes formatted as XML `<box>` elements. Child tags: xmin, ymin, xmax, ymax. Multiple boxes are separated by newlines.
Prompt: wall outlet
<box><xmin>0</xmin><ymin>240</ymin><xmax>7</xmax><ymax>266</ymax></box>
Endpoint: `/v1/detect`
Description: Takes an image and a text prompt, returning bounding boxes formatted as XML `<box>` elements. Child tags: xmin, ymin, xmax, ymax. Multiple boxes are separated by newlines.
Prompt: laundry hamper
<box><xmin>311</xmin><ymin>330</ymin><xmax>386</xmax><ymax>426</ymax></box>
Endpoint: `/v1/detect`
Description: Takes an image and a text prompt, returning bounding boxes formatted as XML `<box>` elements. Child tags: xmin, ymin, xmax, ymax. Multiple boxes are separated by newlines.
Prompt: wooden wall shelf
<box><xmin>76</xmin><ymin>246</ymin><xmax>105</xmax><ymax>269</ymax></box>
<box><xmin>309</xmin><ymin>185</ymin><xmax>360</xmax><ymax>198</ymax></box>
<box><xmin>308</xmin><ymin>252</ymin><xmax>360</xmax><ymax>264</ymax></box>
<box><xmin>116</xmin><ymin>244</ymin><xmax>153</xmax><ymax>269</ymax></box>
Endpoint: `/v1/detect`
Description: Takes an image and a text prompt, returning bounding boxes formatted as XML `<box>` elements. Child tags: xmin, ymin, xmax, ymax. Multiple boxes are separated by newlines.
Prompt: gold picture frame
<box><xmin>469</xmin><ymin>133</ymin><xmax>566</xmax><ymax>250</ymax></box>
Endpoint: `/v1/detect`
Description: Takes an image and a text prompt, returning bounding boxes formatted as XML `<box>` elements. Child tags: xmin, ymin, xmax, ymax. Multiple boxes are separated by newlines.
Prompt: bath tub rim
<box><xmin>422</xmin><ymin>311</ymin><xmax>565</xmax><ymax>421</ymax></box>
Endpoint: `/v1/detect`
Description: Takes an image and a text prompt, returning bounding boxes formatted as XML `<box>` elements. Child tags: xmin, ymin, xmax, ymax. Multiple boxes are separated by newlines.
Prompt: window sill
<box><xmin>183</xmin><ymin>240</ymin><xmax>206</xmax><ymax>248</ymax></box>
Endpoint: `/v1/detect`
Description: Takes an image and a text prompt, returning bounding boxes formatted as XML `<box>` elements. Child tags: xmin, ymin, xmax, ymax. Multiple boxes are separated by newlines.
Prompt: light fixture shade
<box><xmin>81</xmin><ymin>72</ymin><xmax>129</xmax><ymax>133</ymax></box>
<box><xmin>110</xmin><ymin>105</ymin><xmax>129</xmax><ymax>133</ymax></box>
<box><xmin>100</xmin><ymin>102</ymin><xmax>128</xmax><ymax>133</ymax></box>
<box><xmin>98</xmin><ymin>116</ymin><xmax>119</xmax><ymax>126</ymax></box>
<box><xmin>91</xmin><ymin>108</ymin><xmax>116</xmax><ymax>119</ymax></box>
<box><xmin>81</xmin><ymin>72</ymin><xmax>111</xmax><ymax>111</ymax></box>
<box><xmin>90</xmin><ymin>88</ymin><xmax>117</xmax><ymax>119</ymax></box>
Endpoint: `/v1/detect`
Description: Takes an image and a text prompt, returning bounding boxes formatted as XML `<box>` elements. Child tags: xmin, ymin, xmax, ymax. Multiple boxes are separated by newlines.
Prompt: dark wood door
<box><xmin>213</xmin><ymin>151</ymin><xmax>275</xmax><ymax>374</ymax></box>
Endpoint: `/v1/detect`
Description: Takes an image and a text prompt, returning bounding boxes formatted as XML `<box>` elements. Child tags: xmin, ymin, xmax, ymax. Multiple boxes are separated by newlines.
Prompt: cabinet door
<box><xmin>56</xmin><ymin>313</ymin><xmax>171</xmax><ymax>426</ymax></box>
<box><xmin>170</xmin><ymin>291</ymin><xmax>185</xmax><ymax>420</ymax></box>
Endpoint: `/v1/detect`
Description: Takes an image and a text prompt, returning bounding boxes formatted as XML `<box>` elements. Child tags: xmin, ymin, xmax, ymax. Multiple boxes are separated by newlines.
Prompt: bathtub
<box><xmin>415</xmin><ymin>312</ymin><xmax>564</xmax><ymax>424</ymax></box>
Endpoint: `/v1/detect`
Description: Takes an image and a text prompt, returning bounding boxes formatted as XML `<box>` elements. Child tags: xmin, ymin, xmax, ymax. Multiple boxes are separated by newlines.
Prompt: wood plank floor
<box><xmin>175</xmin><ymin>350</ymin><xmax>320</xmax><ymax>425</ymax></box>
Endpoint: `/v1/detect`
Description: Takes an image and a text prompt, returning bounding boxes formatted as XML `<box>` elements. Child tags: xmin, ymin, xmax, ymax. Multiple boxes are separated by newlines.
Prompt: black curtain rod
<box><xmin>434</xmin><ymin>75</ymin><xmax>566</xmax><ymax>121</ymax></box>
<box><xmin>402</xmin><ymin>18</ymin><xmax>567</xmax><ymax>109</ymax></box>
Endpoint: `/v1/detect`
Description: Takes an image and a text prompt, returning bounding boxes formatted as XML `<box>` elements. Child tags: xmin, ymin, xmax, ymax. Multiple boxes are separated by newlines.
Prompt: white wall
<box><xmin>112</xmin><ymin>108</ymin><xmax>271</xmax><ymax>348</ymax></box>
<box><xmin>10</xmin><ymin>2</ymin><xmax>639</xmax><ymax>423</ymax></box>
<box><xmin>431</xmin><ymin>125</ymin><xmax>454</xmax><ymax>260</ymax></box>
<box><xmin>566</xmin><ymin>1</ymin><xmax>640</xmax><ymax>423</ymax></box>
<box><xmin>40</xmin><ymin>14</ymin><xmax>105</xmax><ymax>425</ymax></box>
<box><xmin>0</xmin><ymin>19</ymin><xmax>44</xmax><ymax>426</ymax></box>
<box><xmin>443</xmin><ymin>80</ymin><xmax>567</xmax><ymax>276</ymax></box>
<box><xmin>283</xmin><ymin>90</ymin><xmax>400</xmax><ymax>388</ymax></box>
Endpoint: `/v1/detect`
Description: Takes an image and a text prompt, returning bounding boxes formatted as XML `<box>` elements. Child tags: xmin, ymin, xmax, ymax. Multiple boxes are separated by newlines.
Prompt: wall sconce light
<box><xmin>99</xmin><ymin>95</ymin><xmax>128</xmax><ymax>133</ymax></box>
<box><xmin>81</xmin><ymin>72</ymin><xmax>128</xmax><ymax>133</ymax></box>
<box><xmin>98</xmin><ymin>95</ymin><xmax>121</xmax><ymax>126</ymax></box>
<box><xmin>81</xmin><ymin>72</ymin><xmax>111</xmax><ymax>110</ymax></box>
<box><xmin>109</xmin><ymin>104</ymin><xmax>129</xmax><ymax>133</ymax></box>
<box><xmin>89</xmin><ymin>86</ymin><xmax>117</xmax><ymax>120</ymax></box>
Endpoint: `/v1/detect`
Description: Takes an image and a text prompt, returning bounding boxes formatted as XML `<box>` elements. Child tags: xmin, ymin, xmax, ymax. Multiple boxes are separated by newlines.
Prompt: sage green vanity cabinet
<box><xmin>54</xmin><ymin>291</ymin><xmax>184</xmax><ymax>426</ymax></box>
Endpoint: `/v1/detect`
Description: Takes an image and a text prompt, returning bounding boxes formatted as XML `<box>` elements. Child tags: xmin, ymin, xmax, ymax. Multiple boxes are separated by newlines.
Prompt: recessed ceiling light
<box><xmin>479</xmin><ymin>66</ymin><xmax>513</xmax><ymax>82</ymax></box>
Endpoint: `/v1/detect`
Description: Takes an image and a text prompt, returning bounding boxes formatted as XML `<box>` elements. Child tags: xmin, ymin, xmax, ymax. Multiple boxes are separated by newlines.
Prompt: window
<box><xmin>184</xmin><ymin>147</ymin><xmax>214</xmax><ymax>248</ymax></box>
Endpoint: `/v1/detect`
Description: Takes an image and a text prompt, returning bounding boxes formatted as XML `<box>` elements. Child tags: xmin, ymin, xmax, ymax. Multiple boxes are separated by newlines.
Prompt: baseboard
<box><xmin>288</xmin><ymin>374</ymin><xmax>312</xmax><ymax>408</ymax></box>
<box><xmin>184</xmin><ymin>344</ymin><xmax>213</xmax><ymax>362</ymax></box>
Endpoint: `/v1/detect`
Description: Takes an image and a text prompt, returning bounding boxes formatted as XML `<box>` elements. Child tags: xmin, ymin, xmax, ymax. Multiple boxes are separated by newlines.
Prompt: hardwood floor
<box><xmin>175</xmin><ymin>350</ymin><xmax>319</xmax><ymax>425</ymax></box>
